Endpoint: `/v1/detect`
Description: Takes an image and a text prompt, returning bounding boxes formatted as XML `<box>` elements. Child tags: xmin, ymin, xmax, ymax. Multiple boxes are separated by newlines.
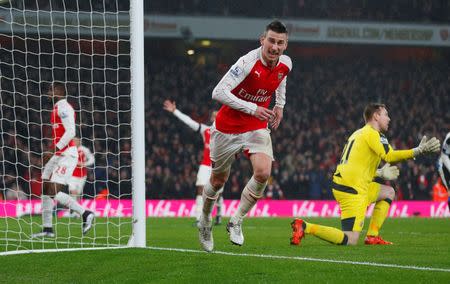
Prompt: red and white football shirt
<box><xmin>213</xmin><ymin>47</ymin><xmax>292</xmax><ymax>134</ymax></box>
<box><xmin>51</xmin><ymin>99</ymin><xmax>76</xmax><ymax>155</ymax></box>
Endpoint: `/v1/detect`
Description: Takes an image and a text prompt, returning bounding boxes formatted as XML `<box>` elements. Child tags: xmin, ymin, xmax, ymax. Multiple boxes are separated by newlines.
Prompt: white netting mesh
<box><xmin>0</xmin><ymin>0</ymin><xmax>133</xmax><ymax>253</ymax></box>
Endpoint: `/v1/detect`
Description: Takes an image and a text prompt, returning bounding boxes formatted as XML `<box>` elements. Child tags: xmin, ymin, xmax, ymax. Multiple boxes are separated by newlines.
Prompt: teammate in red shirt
<box><xmin>32</xmin><ymin>83</ymin><xmax>94</xmax><ymax>238</ymax></box>
<box><xmin>163</xmin><ymin>100</ymin><xmax>224</xmax><ymax>225</ymax></box>
<box><xmin>198</xmin><ymin>20</ymin><xmax>292</xmax><ymax>252</ymax></box>
<box><xmin>69</xmin><ymin>137</ymin><xmax>95</xmax><ymax>201</ymax></box>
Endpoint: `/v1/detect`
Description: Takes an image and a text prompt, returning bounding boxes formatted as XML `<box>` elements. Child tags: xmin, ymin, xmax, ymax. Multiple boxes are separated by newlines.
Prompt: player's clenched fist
<box><xmin>254</xmin><ymin>106</ymin><xmax>275</xmax><ymax>121</ymax></box>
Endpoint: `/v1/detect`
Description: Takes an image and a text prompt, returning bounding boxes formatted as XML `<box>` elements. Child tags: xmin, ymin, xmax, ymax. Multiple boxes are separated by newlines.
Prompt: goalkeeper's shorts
<box><xmin>332</xmin><ymin>182</ymin><xmax>381</xmax><ymax>232</ymax></box>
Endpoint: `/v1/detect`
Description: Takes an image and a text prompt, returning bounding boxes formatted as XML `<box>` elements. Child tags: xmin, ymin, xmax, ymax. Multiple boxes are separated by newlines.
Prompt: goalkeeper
<box><xmin>291</xmin><ymin>103</ymin><xmax>441</xmax><ymax>246</ymax></box>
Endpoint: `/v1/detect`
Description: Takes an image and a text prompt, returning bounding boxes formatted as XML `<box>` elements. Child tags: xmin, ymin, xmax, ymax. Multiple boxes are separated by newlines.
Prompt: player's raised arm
<box><xmin>163</xmin><ymin>99</ymin><xmax>204</xmax><ymax>132</ymax></box>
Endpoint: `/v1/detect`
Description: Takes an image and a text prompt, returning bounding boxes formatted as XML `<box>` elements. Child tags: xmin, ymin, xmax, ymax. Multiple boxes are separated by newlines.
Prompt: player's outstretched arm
<box><xmin>413</xmin><ymin>136</ymin><xmax>441</xmax><ymax>157</ymax></box>
<box><xmin>163</xmin><ymin>99</ymin><xmax>201</xmax><ymax>131</ymax></box>
<box><xmin>163</xmin><ymin>100</ymin><xmax>176</xmax><ymax>113</ymax></box>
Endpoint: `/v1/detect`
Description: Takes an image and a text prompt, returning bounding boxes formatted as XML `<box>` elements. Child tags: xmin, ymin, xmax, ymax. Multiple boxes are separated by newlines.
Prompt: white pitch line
<box><xmin>146</xmin><ymin>246</ymin><xmax>450</xmax><ymax>273</ymax></box>
<box><xmin>0</xmin><ymin>246</ymin><xmax>129</xmax><ymax>256</ymax></box>
<box><xmin>1</xmin><ymin>245</ymin><xmax>449</xmax><ymax>273</ymax></box>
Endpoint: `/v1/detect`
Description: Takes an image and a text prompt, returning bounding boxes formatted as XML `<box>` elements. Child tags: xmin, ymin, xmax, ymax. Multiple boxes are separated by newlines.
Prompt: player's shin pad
<box><xmin>202</xmin><ymin>181</ymin><xmax>220</xmax><ymax>219</ymax></box>
<box><xmin>231</xmin><ymin>178</ymin><xmax>267</xmax><ymax>222</ymax></box>
<box><xmin>245</xmin><ymin>176</ymin><xmax>267</xmax><ymax>199</ymax></box>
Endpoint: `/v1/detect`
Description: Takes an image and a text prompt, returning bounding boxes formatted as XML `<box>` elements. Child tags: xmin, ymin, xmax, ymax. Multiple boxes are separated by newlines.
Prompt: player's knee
<box><xmin>210</xmin><ymin>172</ymin><xmax>228</xmax><ymax>189</ymax></box>
<box><xmin>253</xmin><ymin>168</ymin><xmax>271</xmax><ymax>183</ymax></box>
<box><xmin>43</xmin><ymin>182</ymin><xmax>56</xmax><ymax>196</ymax></box>
<box><xmin>204</xmin><ymin>183</ymin><xmax>220</xmax><ymax>200</ymax></box>
<box><xmin>210</xmin><ymin>177</ymin><xmax>225</xmax><ymax>189</ymax></box>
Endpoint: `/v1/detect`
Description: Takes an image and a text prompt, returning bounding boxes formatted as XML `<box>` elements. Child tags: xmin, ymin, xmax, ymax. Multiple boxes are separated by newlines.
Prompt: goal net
<box><xmin>0</xmin><ymin>0</ymin><xmax>145</xmax><ymax>254</ymax></box>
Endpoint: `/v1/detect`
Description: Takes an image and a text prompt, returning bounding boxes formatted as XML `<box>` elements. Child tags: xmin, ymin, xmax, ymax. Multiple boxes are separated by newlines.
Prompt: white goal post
<box><xmin>0</xmin><ymin>0</ymin><xmax>145</xmax><ymax>254</ymax></box>
<box><xmin>129</xmin><ymin>0</ymin><xmax>146</xmax><ymax>248</ymax></box>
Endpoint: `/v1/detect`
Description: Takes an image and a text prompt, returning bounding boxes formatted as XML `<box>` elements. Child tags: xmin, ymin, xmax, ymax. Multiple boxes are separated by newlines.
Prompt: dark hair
<box><xmin>266</xmin><ymin>20</ymin><xmax>288</xmax><ymax>34</ymax></box>
<box><xmin>52</xmin><ymin>82</ymin><xmax>65</xmax><ymax>92</ymax></box>
<box><xmin>363</xmin><ymin>103</ymin><xmax>386</xmax><ymax>123</ymax></box>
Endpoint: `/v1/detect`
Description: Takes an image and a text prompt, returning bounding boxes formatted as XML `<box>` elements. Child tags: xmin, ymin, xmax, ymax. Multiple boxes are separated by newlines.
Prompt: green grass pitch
<box><xmin>1</xmin><ymin>217</ymin><xmax>449</xmax><ymax>283</ymax></box>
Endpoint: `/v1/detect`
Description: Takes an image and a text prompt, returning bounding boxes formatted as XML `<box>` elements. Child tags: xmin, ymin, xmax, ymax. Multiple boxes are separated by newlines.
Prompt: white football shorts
<box><xmin>41</xmin><ymin>146</ymin><xmax>78</xmax><ymax>185</ymax></box>
<box><xmin>68</xmin><ymin>176</ymin><xmax>87</xmax><ymax>195</ymax></box>
<box><xmin>196</xmin><ymin>164</ymin><xmax>212</xmax><ymax>186</ymax></box>
<box><xmin>210</xmin><ymin>124</ymin><xmax>273</xmax><ymax>173</ymax></box>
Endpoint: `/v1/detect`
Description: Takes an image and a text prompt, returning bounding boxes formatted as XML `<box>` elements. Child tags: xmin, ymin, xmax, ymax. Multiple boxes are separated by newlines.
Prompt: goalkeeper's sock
<box><xmin>54</xmin><ymin>192</ymin><xmax>85</xmax><ymax>215</ymax></box>
<box><xmin>367</xmin><ymin>198</ymin><xmax>392</xmax><ymax>237</ymax></box>
<box><xmin>42</xmin><ymin>195</ymin><xmax>53</xmax><ymax>229</ymax></box>
<box><xmin>304</xmin><ymin>221</ymin><xmax>347</xmax><ymax>245</ymax></box>
<box><xmin>195</xmin><ymin>194</ymin><xmax>203</xmax><ymax>221</ymax></box>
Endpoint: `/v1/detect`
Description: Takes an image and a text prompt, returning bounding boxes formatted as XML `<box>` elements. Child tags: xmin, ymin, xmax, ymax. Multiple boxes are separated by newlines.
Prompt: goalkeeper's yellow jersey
<box><xmin>333</xmin><ymin>124</ymin><xmax>414</xmax><ymax>193</ymax></box>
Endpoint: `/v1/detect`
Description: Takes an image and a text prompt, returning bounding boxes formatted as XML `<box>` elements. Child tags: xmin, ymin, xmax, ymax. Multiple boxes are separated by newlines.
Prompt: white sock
<box><xmin>216</xmin><ymin>195</ymin><xmax>224</xmax><ymax>217</ymax></box>
<box><xmin>195</xmin><ymin>194</ymin><xmax>203</xmax><ymax>221</ymax></box>
<box><xmin>231</xmin><ymin>177</ymin><xmax>266</xmax><ymax>224</ymax></box>
<box><xmin>202</xmin><ymin>181</ymin><xmax>219</xmax><ymax>224</ymax></box>
<box><xmin>42</xmin><ymin>195</ymin><xmax>53</xmax><ymax>228</ymax></box>
<box><xmin>54</xmin><ymin>192</ymin><xmax>85</xmax><ymax>215</ymax></box>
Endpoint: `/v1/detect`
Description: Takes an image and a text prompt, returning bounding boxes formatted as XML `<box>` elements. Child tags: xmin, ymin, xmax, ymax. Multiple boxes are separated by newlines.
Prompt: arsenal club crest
<box><xmin>278</xmin><ymin>72</ymin><xmax>283</xmax><ymax>81</ymax></box>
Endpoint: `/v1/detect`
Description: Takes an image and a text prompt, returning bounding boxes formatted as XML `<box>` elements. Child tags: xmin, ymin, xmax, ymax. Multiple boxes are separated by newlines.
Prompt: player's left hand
<box><xmin>270</xmin><ymin>106</ymin><xmax>283</xmax><ymax>130</ymax></box>
<box><xmin>376</xmin><ymin>163</ymin><xmax>400</xmax><ymax>181</ymax></box>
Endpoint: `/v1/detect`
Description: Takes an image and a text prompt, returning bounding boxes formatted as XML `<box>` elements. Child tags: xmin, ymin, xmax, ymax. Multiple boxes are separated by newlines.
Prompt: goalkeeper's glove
<box><xmin>376</xmin><ymin>163</ymin><xmax>400</xmax><ymax>181</ymax></box>
<box><xmin>413</xmin><ymin>136</ymin><xmax>441</xmax><ymax>157</ymax></box>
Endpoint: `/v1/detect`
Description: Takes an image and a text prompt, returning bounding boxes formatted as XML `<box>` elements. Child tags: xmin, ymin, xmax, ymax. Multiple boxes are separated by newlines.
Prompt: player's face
<box><xmin>260</xmin><ymin>30</ymin><xmax>288</xmax><ymax>67</ymax></box>
<box><xmin>47</xmin><ymin>85</ymin><xmax>55</xmax><ymax>98</ymax></box>
<box><xmin>47</xmin><ymin>84</ymin><xmax>63</xmax><ymax>99</ymax></box>
<box><xmin>377</xmin><ymin>107</ymin><xmax>390</xmax><ymax>132</ymax></box>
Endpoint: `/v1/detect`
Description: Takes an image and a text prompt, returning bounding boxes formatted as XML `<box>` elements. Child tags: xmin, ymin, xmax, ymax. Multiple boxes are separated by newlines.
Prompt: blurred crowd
<box><xmin>147</xmin><ymin>0</ymin><xmax>450</xmax><ymax>23</ymax></box>
<box><xmin>5</xmin><ymin>0</ymin><xmax>449</xmax><ymax>24</ymax></box>
<box><xmin>1</xmin><ymin>41</ymin><xmax>449</xmax><ymax>202</ymax></box>
<box><xmin>143</xmin><ymin>55</ymin><xmax>449</xmax><ymax>201</ymax></box>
